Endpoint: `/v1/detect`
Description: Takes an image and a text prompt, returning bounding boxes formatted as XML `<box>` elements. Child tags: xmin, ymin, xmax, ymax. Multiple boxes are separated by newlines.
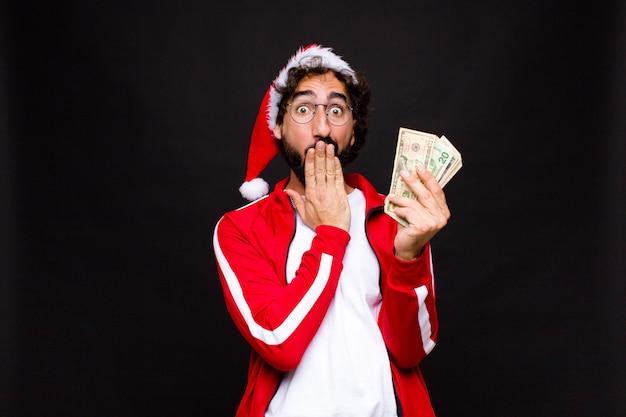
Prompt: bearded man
<box><xmin>213</xmin><ymin>44</ymin><xmax>450</xmax><ymax>417</ymax></box>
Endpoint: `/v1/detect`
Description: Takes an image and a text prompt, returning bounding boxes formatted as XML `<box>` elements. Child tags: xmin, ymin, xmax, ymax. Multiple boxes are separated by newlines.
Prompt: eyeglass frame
<box><xmin>286</xmin><ymin>100</ymin><xmax>354</xmax><ymax>127</ymax></box>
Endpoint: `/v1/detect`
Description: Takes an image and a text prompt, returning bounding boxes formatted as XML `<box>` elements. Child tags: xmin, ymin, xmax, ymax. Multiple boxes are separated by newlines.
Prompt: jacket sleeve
<box><xmin>213</xmin><ymin>214</ymin><xmax>350</xmax><ymax>371</ymax></box>
<box><xmin>378</xmin><ymin>243</ymin><xmax>438</xmax><ymax>369</ymax></box>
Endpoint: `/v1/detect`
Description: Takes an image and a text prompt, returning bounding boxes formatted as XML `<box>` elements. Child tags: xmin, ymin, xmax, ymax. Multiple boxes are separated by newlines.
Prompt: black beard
<box><xmin>277</xmin><ymin>136</ymin><xmax>352</xmax><ymax>186</ymax></box>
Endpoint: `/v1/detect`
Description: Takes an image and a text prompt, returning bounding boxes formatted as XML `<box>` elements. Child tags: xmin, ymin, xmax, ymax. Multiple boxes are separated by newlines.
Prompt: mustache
<box><xmin>304</xmin><ymin>137</ymin><xmax>339</xmax><ymax>154</ymax></box>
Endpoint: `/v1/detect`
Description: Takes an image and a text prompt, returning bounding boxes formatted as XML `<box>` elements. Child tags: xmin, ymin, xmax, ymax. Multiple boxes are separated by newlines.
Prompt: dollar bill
<box><xmin>384</xmin><ymin>127</ymin><xmax>462</xmax><ymax>226</ymax></box>
<box><xmin>437</xmin><ymin>135</ymin><xmax>463</xmax><ymax>187</ymax></box>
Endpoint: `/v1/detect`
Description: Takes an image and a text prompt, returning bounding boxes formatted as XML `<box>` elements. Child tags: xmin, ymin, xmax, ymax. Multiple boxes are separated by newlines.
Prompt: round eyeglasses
<box><xmin>287</xmin><ymin>100</ymin><xmax>354</xmax><ymax>126</ymax></box>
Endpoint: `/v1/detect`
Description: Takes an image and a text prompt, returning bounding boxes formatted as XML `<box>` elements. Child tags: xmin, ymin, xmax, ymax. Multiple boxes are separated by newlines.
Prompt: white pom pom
<box><xmin>239</xmin><ymin>178</ymin><xmax>270</xmax><ymax>201</ymax></box>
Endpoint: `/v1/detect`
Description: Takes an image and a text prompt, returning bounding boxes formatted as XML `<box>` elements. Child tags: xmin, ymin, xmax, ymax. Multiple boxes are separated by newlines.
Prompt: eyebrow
<box><xmin>291</xmin><ymin>90</ymin><xmax>349</xmax><ymax>102</ymax></box>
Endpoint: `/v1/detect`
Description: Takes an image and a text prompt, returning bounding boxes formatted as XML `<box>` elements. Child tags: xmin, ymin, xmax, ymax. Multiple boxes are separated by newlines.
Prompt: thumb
<box><xmin>285</xmin><ymin>189</ymin><xmax>306</xmax><ymax>219</ymax></box>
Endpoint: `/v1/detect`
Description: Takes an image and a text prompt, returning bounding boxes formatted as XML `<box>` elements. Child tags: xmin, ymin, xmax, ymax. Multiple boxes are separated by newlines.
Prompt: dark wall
<box><xmin>2</xmin><ymin>1</ymin><xmax>624</xmax><ymax>416</ymax></box>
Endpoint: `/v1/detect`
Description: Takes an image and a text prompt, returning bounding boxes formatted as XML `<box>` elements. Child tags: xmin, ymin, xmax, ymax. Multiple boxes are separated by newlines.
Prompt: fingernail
<box><xmin>400</xmin><ymin>169</ymin><xmax>409</xmax><ymax>177</ymax></box>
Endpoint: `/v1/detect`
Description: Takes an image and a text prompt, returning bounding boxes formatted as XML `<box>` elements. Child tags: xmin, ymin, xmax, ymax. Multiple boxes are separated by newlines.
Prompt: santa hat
<box><xmin>238</xmin><ymin>44</ymin><xmax>358</xmax><ymax>201</ymax></box>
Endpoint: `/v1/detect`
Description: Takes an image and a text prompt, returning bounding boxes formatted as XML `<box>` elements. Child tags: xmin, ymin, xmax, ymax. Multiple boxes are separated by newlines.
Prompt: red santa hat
<box><xmin>238</xmin><ymin>44</ymin><xmax>358</xmax><ymax>201</ymax></box>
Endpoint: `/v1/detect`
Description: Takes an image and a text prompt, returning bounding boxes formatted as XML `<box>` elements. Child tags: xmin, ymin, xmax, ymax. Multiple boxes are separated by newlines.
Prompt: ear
<box><xmin>349</xmin><ymin>131</ymin><xmax>355</xmax><ymax>146</ymax></box>
<box><xmin>273</xmin><ymin>124</ymin><xmax>282</xmax><ymax>140</ymax></box>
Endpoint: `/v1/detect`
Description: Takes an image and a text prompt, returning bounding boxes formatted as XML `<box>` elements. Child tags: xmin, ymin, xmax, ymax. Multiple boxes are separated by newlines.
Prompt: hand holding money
<box><xmin>384</xmin><ymin>127</ymin><xmax>462</xmax><ymax>227</ymax></box>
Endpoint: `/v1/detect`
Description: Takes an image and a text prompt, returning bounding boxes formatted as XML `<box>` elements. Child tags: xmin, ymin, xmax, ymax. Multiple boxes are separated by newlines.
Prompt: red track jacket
<box><xmin>213</xmin><ymin>173</ymin><xmax>438</xmax><ymax>417</ymax></box>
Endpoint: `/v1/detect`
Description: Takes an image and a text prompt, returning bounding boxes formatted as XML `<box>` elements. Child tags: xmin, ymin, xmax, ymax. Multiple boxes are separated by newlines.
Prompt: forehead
<box><xmin>293</xmin><ymin>72</ymin><xmax>348</xmax><ymax>98</ymax></box>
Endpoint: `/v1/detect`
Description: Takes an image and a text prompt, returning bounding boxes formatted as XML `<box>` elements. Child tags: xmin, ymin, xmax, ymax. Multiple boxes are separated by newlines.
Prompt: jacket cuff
<box><xmin>313</xmin><ymin>225</ymin><xmax>351</xmax><ymax>255</ymax></box>
<box><xmin>389</xmin><ymin>242</ymin><xmax>433</xmax><ymax>287</ymax></box>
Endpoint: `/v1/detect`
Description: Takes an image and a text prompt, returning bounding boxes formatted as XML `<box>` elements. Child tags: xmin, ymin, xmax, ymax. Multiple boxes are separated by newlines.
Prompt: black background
<box><xmin>2</xmin><ymin>1</ymin><xmax>625</xmax><ymax>416</ymax></box>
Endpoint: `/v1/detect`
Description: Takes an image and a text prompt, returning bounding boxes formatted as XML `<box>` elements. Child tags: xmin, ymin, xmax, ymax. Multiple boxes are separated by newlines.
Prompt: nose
<box><xmin>311</xmin><ymin>104</ymin><xmax>332</xmax><ymax>138</ymax></box>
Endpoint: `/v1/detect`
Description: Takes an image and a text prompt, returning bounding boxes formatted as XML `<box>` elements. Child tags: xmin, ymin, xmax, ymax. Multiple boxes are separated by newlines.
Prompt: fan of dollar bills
<box><xmin>384</xmin><ymin>127</ymin><xmax>463</xmax><ymax>226</ymax></box>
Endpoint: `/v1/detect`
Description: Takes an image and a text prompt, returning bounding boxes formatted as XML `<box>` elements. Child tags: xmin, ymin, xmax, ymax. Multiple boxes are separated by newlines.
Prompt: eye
<box><xmin>327</xmin><ymin>104</ymin><xmax>345</xmax><ymax>117</ymax></box>
<box><xmin>295</xmin><ymin>103</ymin><xmax>313</xmax><ymax>115</ymax></box>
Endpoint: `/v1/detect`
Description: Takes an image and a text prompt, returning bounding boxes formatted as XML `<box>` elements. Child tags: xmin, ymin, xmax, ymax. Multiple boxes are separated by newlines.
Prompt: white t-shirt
<box><xmin>266</xmin><ymin>189</ymin><xmax>398</xmax><ymax>417</ymax></box>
